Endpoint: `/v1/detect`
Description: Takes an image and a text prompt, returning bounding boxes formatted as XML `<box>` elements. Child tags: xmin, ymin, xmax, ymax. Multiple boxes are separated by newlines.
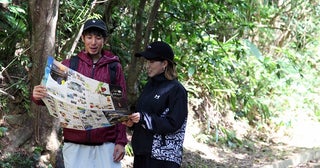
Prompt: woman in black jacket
<box><xmin>123</xmin><ymin>41</ymin><xmax>188</xmax><ymax>168</ymax></box>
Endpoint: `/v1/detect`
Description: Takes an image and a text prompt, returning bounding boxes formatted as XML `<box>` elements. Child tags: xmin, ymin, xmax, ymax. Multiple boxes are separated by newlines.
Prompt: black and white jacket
<box><xmin>131</xmin><ymin>73</ymin><xmax>188</xmax><ymax>165</ymax></box>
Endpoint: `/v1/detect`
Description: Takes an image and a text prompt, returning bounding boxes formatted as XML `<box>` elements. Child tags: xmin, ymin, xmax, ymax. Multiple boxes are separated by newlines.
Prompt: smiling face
<box><xmin>81</xmin><ymin>27</ymin><xmax>106</xmax><ymax>63</ymax></box>
<box><xmin>145</xmin><ymin>59</ymin><xmax>168</xmax><ymax>77</ymax></box>
<box><xmin>82</xmin><ymin>33</ymin><xmax>105</xmax><ymax>57</ymax></box>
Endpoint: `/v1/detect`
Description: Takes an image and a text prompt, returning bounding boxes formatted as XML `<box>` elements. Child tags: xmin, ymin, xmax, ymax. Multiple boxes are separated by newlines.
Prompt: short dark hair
<box><xmin>82</xmin><ymin>27</ymin><xmax>107</xmax><ymax>37</ymax></box>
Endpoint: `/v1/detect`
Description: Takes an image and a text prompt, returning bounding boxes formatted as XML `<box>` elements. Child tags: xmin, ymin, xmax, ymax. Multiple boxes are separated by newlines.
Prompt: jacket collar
<box><xmin>77</xmin><ymin>50</ymin><xmax>120</xmax><ymax>65</ymax></box>
<box><xmin>150</xmin><ymin>73</ymin><xmax>167</xmax><ymax>84</ymax></box>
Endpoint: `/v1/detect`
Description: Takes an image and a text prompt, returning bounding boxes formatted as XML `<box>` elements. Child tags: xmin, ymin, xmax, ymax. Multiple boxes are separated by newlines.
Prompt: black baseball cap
<box><xmin>135</xmin><ymin>41</ymin><xmax>175</xmax><ymax>63</ymax></box>
<box><xmin>83</xmin><ymin>19</ymin><xmax>107</xmax><ymax>36</ymax></box>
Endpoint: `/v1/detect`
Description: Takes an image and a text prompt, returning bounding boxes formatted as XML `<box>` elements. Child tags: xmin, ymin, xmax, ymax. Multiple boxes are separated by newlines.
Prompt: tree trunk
<box><xmin>126</xmin><ymin>0</ymin><xmax>161</xmax><ymax>107</ymax></box>
<box><xmin>28</xmin><ymin>0</ymin><xmax>60</xmax><ymax>166</ymax></box>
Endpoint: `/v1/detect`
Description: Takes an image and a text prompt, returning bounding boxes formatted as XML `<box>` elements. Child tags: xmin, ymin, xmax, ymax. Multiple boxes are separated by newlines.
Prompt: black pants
<box><xmin>133</xmin><ymin>154</ymin><xmax>180</xmax><ymax>168</ymax></box>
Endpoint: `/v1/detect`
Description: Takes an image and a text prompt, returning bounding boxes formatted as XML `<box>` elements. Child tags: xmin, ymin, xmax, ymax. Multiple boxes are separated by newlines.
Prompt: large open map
<box><xmin>41</xmin><ymin>56</ymin><xmax>129</xmax><ymax>130</ymax></box>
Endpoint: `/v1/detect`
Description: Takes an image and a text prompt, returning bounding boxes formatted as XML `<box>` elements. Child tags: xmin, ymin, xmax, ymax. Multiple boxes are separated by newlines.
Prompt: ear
<box><xmin>81</xmin><ymin>35</ymin><xmax>85</xmax><ymax>42</ymax></box>
<box><xmin>163</xmin><ymin>60</ymin><xmax>169</xmax><ymax>67</ymax></box>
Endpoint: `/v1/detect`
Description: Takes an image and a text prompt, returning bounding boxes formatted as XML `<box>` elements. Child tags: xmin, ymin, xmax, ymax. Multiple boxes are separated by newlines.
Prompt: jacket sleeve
<box><xmin>31</xmin><ymin>95</ymin><xmax>45</xmax><ymax>106</ymax></box>
<box><xmin>115</xmin><ymin>62</ymin><xmax>127</xmax><ymax>100</ymax></box>
<box><xmin>115</xmin><ymin>123</ymin><xmax>128</xmax><ymax>146</ymax></box>
<box><xmin>61</xmin><ymin>59</ymin><xmax>70</xmax><ymax>67</ymax></box>
<box><xmin>115</xmin><ymin>61</ymin><xmax>128</xmax><ymax>146</ymax></box>
<box><xmin>139</xmin><ymin>85</ymin><xmax>188</xmax><ymax>134</ymax></box>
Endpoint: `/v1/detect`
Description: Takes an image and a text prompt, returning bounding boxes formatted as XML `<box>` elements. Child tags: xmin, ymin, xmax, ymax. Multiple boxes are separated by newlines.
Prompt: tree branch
<box><xmin>0</xmin><ymin>88</ymin><xmax>15</xmax><ymax>100</ymax></box>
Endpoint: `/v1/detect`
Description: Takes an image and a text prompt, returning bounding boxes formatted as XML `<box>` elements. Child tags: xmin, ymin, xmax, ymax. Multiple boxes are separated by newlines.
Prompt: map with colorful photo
<box><xmin>41</xmin><ymin>56</ymin><xmax>130</xmax><ymax>130</ymax></box>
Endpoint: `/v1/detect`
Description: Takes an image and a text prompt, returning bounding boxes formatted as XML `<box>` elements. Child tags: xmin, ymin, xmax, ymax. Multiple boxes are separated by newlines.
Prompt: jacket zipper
<box><xmin>87</xmin><ymin>63</ymin><xmax>96</xmax><ymax>143</ymax></box>
<box><xmin>92</xmin><ymin>63</ymin><xmax>96</xmax><ymax>78</ymax></box>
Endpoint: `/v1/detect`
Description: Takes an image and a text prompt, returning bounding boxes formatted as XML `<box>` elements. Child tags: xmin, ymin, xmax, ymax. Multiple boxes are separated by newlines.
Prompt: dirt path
<box><xmin>121</xmin><ymin>112</ymin><xmax>320</xmax><ymax>168</ymax></box>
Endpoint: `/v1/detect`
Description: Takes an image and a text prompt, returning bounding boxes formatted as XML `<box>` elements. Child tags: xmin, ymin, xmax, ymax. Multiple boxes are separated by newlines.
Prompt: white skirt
<box><xmin>63</xmin><ymin>142</ymin><xmax>121</xmax><ymax>168</ymax></box>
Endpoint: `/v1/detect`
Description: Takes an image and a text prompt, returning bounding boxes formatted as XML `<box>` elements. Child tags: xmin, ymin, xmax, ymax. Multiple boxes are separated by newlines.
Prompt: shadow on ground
<box><xmin>181</xmin><ymin>145</ymin><xmax>320</xmax><ymax>168</ymax></box>
<box><xmin>182</xmin><ymin>148</ymin><xmax>225</xmax><ymax>168</ymax></box>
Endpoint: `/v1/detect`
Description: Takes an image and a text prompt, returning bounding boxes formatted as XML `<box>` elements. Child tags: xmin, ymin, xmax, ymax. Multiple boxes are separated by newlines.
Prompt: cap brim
<box><xmin>135</xmin><ymin>51</ymin><xmax>177</xmax><ymax>65</ymax></box>
<box><xmin>83</xmin><ymin>25</ymin><xmax>107</xmax><ymax>31</ymax></box>
<box><xmin>135</xmin><ymin>51</ymin><xmax>159</xmax><ymax>60</ymax></box>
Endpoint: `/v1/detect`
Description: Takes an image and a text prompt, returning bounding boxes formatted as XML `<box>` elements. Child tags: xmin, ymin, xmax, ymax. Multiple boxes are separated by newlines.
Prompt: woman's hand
<box><xmin>33</xmin><ymin>85</ymin><xmax>47</xmax><ymax>100</ymax></box>
<box><xmin>122</xmin><ymin>119</ymin><xmax>134</xmax><ymax>127</ymax></box>
<box><xmin>129</xmin><ymin>112</ymin><xmax>140</xmax><ymax>123</ymax></box>
<box><xmin>122</xmin><ymin>112</ymin><xmax>141</xmax><ymax>127</ymax></box>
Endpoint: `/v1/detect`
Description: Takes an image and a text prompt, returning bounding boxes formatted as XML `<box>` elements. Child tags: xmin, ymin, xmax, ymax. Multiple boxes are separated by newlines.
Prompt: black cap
<box><xmin>83</xmin><ymin>19</ymin><xmax>107</xmax><ymax>32</ymax></box>
<box><xmin>135</xmin><ymin>41</ymin><xmax>175</xmax><ymax>63</ymax></box>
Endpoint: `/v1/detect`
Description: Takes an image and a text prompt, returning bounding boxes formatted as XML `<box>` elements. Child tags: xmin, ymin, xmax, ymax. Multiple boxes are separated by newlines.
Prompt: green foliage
<box><xmin>0</xmin><ymin>127</ymin><xmax>7</xmax><ymax>137</ymax></box>
<box><xmin>0</xmin><ymin>0</ymin><xmax>27</xmax><ymax>61</ymax></box>
<box><xmin>0</xmin><ymin>153</ymin><xmax>35</xmax><ymax>168</ymax></box>
<box><xmin>0</xmin><ymin>1</ymin><xmax>30</xmax><ymax>115</ymax></box>
<box><xmin>0</xmin><ymin>54</ymin><xmax>31</xmax><ymax>114</ymax></box>
<box><xmin>57</xmin><ymin>0</ymin><xmax>93</xmax><ymax>58</ymax></box>
<box><xmin>267</xmin><ymin>22</ymin><xmax>320</xmax><ymax>125</ymax></box>
<box><xmin>219</xmin><ymin>127</ymin><xmax>243</xmax><ymax>148</ymax></box>
<box><xmin>150</xmin><ymin>0</ymin><xmax>320</xmax><ymax>148</ymax></box>
<box><xmin>125</xmin><ymin>143</ymin><xmax>134</xmax><ymax>156</ymax></box>
<box><xmin>12</xmin><ymin>78</ymin><xmax>31</xmax><ymax>111</ymax></box>
<box><xmin>0</xmin><ymin>97</ymin><xmax>9</xmax><ymax>113</ymax></box>
<box><xmin>196</xmin><ymin>125</ymin><xmax>243</xmax><ymax>148</ymax></box>
<box><xmin>33</xmin><ymin>146</ymin><xmax>43</xmax><ymax>159</ymax></box>
<box><xmin>315</xmin><ymin>110</ymin><xmax>320</xmax><ymax>122</ymax></box>
<box><xmin>0</xmin><ymin>146</ymin><xmax>47</xmax><ymax>167</ymax></box>
<box><xmin>150</xmin><ymin>1</ymin><xmax>274</xmax><ymax>128</ymax></box>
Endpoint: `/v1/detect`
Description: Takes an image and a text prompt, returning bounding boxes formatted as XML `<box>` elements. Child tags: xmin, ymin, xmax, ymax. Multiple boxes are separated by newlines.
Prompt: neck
<box><xmin>89</xmin><ymin>53</ymin><xmax>102</xmax><ymax>63</ymax></box>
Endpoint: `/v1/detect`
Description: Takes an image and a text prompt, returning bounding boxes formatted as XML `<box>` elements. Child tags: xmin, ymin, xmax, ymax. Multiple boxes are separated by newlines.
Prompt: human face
<box><xmin>145</xmin><ymin>59</ymin><xmax>167</xmax><ymax>77</ymax></box>
<box><xmin>82</xmin><ymin>33</ymin><xmax>105</xmax><ymax>57</ymax></box>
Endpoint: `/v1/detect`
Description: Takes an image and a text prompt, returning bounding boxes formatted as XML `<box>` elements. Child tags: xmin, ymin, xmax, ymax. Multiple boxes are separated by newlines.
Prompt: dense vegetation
<box><xmin>1</xmin><ymin>0</ymin><xmax>320</xmax><ymax>167</ymax></box>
